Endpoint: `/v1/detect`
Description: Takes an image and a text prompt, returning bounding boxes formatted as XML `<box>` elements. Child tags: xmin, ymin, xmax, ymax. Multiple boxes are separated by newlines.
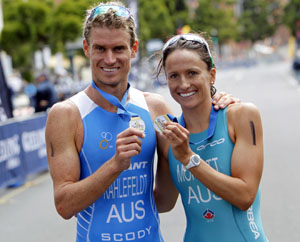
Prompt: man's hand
<box><xmin>113</xmin><ymin>127</ymin><xmax>145</xmax><ymax>171</ymax></box>
<box><xmin>212</xmin><ymin>91</ymin><xmax>241</xmax><ymax>110</ymax></box>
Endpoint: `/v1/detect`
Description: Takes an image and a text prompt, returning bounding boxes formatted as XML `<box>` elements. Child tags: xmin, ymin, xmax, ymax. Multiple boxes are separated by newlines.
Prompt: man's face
<box><xmin>83</xmin><ymin>27</ymin><xmax>137</xmax><ymax>89</ymax></box>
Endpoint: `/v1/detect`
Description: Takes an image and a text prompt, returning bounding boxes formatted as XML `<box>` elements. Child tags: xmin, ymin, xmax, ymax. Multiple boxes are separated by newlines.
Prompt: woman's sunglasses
<box><xmin>162</xmin><ymin>34</ymin><xmax>214</xmax><ymax>67</ymax></box>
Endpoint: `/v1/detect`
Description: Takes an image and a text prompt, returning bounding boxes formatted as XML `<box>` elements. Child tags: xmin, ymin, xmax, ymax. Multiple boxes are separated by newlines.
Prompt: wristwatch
<box><xmin>185</xmin><ymin>154</ymin><xmax>201</xmax><ymax>170</ymax></box>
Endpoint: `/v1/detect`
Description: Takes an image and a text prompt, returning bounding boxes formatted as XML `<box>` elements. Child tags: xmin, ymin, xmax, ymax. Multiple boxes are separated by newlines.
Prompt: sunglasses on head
<box><xmin>162</xmin><ymin>34</ymin><xmax>214</xmax><ymax>67</ymax></box>
<box><xmin>88</xmin><ymin>4</ymin><xmax>132</xmax><ymax>22</ymax></box>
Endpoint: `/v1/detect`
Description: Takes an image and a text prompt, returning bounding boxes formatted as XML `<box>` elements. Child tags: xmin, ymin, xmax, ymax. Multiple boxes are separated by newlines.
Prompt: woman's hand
<box><xmin>162</xmin><ymin>121</ymin><xmax>193</xmax><ymax>166</ymax></box>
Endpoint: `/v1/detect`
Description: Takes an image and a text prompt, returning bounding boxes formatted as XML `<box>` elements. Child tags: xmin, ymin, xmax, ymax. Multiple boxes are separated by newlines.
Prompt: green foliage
<box><xmin>1</xmin><ymin>0</ymin><xmax>53</xmax><ymax>81</ymax></box>
<box><xmin>1</xmin><ymin>0</ymin><xmax>51</xmax><ymax>50</ymax></box>
<box><xmin>191</xmin><ymin>0</ymin><xmax>237</xmax><ymax>44</ymax></box>
<box><xmin>283</xmin><ymin>0</ymin><xmax>300</xmax><ymax>37</ymax></box>
<box><xmin>138</xmin><ymin>0</ymin><xmax>193</xmax><ymax>56</ymax></box>
<box><xmin>0</xmin><ymin>0</ymin><xmax>296</xmax><ymax>79</ymax></box>
<box><xmin>138</xmin><ymin>0</ymin><xmax>175</xmax><ymax>55</ymax></box>
<box><xmin>162</xmin><ymin>0</ymin><xmax>190</xmax><ymax>32</ymax></box>
<box><xmin>237</xmin><ymin>0</ymin><xmax>281</xmax><ymax>42</ymax></box>
<box><xmin>0</xmin><ymin>0</ymin><xmax>98</xmax><ymax>80</ymax></box>
<box><xmin>48</xmin><ymin>0</ymin><xmax>101</xmax><ymax>53</ymax></box>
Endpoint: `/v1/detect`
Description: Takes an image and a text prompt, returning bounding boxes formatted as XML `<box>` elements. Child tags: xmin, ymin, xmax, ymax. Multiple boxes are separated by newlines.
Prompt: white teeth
<box><xmin>180</xmin><ymin>91</ymin><xmax>196</xmax><ymax>97</ymax></box>
<box><xmin>102</xmin><ymin>68</ymin><xmax>118</xmax><ymax>72</ymax></box>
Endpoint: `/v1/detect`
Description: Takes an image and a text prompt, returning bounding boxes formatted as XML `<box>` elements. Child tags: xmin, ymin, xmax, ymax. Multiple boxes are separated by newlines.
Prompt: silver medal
<box><xmin>154</xmin><ymin>115</ymin><xmax>170</xmax><ymax>133</ymax></box>
<box><xmin>129</xmin><ymin>116</ymin><xmax>146</xmax><ymax>133</ymax></box>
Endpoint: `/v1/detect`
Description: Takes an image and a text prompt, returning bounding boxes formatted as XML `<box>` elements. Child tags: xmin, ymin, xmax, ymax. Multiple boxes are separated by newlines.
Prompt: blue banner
<box><xmin>0</xmin><ymin>113</ymin><xmax>48</xmax><ymax>189</ymax></box>
<box><xmin>20</xmin><ymin>114</ymin><xmax>48</xmax><ymax>176</ymax></box>
<box><xmin>0</xmin><ymin>121</ymin><xmax>26</xmax><ymax>188</ymax></box>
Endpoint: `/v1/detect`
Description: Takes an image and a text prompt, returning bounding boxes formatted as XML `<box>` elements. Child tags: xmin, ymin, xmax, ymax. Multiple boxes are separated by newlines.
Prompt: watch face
<box><xmin>192</xmin><ymin>154</ymin><xmax>201</xmax><ymax>165</ymax></box>
<box><xmin>185</xmin><ymin>154</ymin><xmax>201</xmax><ymax>170</ymax></box>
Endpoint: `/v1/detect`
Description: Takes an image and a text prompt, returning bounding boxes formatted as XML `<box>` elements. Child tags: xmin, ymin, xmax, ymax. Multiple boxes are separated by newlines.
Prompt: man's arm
<box><xmin>155</xmin><ymin>131</ymin><xmax>179</xmax><ymax>213</ymax></box>
<box><xmin>46</xmin><ymin>101</ymin><xmax>144</xmax><ymax>219</ymax></box>
<box><xmin>144</xmin><ymin>92</ymin><xmax>179</xmax><ymax>213</ymax></box>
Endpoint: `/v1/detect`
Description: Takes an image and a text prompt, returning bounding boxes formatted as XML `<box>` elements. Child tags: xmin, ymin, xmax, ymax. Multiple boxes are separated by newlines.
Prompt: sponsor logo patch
<box><xmin>203</xmin><ymin>209</ymin><xmax>215</xmax><ymax>220</ymax></box>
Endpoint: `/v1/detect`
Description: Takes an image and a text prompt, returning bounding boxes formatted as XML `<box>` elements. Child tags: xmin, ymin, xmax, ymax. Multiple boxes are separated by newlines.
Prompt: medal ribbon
<box><xmin>167</xmin><ymin>104</ymin><xmax>218</xmax><ymax>145</ymax></box>
<box><xmin>91</xmin><ymin>81</ymin><xmax>138</xmax><ymax>119</ymax></box>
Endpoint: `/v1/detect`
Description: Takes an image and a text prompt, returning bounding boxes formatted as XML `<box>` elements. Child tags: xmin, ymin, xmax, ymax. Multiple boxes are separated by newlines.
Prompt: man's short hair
<box><xmin>83</xmin><ymin>1</ymin><xmax>137</xmax><ymax>47</ymax></box>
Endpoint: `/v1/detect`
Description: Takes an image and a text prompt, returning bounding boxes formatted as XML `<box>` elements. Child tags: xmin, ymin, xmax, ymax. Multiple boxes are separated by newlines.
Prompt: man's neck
<box><xmin>85</xmin><ymin>82</ymin><xmax>129</xmax><ymax>113</ymax></box>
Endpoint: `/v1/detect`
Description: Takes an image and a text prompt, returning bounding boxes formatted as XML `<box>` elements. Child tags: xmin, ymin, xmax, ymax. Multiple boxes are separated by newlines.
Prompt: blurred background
<box><xmin>0</xmin><ymin>0</ymin><xmax>299</xmax><ymax>119</ymax></box>
<box><xmin>0</xmin><ymin>0</ymin><xmax>300</xmax><ymax>242</ymax></box>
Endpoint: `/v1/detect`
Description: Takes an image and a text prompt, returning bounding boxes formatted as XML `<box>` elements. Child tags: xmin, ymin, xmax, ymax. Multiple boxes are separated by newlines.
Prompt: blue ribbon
<box><xmin>167</xmin><ymin>104</ymin><xmax>218</xmax><ymax>145</ymax></box>
<box><xmin>91</xmin><ymin>81</ymin><xmax>138</xmax><ymax>120</ymax></box>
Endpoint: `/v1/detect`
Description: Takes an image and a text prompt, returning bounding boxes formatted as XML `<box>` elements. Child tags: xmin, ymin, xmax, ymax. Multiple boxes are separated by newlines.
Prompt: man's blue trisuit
<box><xmin>70</xmin><ymin>87</ymin><xmax>163</xmax><ymax>242</ymax></box>
<box><xmin>169</xmin><ymin>108</ymin><xmax>268</xmax><ymax>242</ymax></box>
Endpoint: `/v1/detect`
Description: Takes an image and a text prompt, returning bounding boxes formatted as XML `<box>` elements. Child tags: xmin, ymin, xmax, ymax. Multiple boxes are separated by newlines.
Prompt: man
<box><xmin>34</xmin><ymin>72</ymin><xmax>58</xmax><ymax>112</ymax></box>
<box><xmin>45</xmin><ymin>1</ymin><xmax>237</xmax><ymax>241</ymax></box>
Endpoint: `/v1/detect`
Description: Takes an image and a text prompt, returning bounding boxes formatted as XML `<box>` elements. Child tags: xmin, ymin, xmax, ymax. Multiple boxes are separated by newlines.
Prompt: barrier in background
<box><xmin>0</xmin><ymin>113</ymin><xmax>48</xmax><ymax>189</ymax></box>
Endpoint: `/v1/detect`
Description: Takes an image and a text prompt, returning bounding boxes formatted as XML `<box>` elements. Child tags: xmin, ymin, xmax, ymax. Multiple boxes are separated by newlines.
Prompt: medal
<box><xmin>154</xmin><ymin>115</ymin><xmax>171</xmax><ymax>133</ymax></box>
<box><xmin>129</xmin><ymin>116</ymin><xmax>146</xmax><ymax>133</ymax></box>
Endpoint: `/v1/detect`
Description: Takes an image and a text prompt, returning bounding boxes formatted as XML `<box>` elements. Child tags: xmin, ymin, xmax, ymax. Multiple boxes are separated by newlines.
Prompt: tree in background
<box><xmin>48</xmin><ymin>0</ymin><xmax>98</xmax><ymax>53</ymax></box>
<box><xmin>0</xmin><ymin>0</ymin><xmax>53</xmax><ymax>81</ymax></box>
<box><xmin>283</xmin><ymin>0</ymin><xmax>300</xmax><ymax>46</ymax></box>
<box><xmin>0</xmin><ymin>0</ymin><xmax>98</xmax><ymax>81</ymax></box>
<box><xmin>138</xmin><ymin>0</ymin><xmax>175</xmax><ymax>56</ymax></box>
<box><xmin>237</xmin><ymin>0</ymin><xmax>281</xmax><ymax>43</ymax></box>
<box><xmin>190</xmin><ymin>0</ymin><xmax>237</xmax><ymax>57</ymax></box>
<box><xmin>1</xmin><ymin>0</ymin><xmax>297</xmax><ymax>80</ymax></box>
<box><xmin>163</xmin><ymin>0</ymin><xmax>190</xmax><ymax>35</ymax></box>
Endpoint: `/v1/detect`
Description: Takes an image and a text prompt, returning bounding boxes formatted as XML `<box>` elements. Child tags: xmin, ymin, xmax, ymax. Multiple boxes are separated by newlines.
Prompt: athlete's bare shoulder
<box><xmin>46</xmin><ymin>99</ymin><xmax>82</xmax><ymax>139</ymax></box>
<box><xmin>143</xmin><ymin>91</ymin><xmax>167</xmax><ymax>105</ymax></box>
<box><xmin>227</xmin><ymin>102</ymin><xmax>262</xmax><ymax>142</ymax></box>
<box><xmin>47</xmin><ymin>99</ymin><xmax>80</xmax><ymax>122</ymax></box>
<box><xmin>143</xmin><ymin>91</ymin><xmax>173</xmax><ymax>120</ymax></box>
<box><xmin>227</xmin><ymin>102</ymin><xmax>260</xmax><ymax>119</ymax></box>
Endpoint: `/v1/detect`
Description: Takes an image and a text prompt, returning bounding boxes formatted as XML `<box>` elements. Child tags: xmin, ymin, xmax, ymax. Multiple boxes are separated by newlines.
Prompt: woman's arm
<box><xmin>154</xmin><ymin>131</ymin><xmax>179</xmax><ymax>213</ymax></box>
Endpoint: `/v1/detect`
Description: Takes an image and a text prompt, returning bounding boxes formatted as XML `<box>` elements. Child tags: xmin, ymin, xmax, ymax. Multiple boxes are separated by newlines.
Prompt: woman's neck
<box><xmin>182</xmin><ymin>100</ymin><xmax>212</xmax><ymax>133</ymax></box>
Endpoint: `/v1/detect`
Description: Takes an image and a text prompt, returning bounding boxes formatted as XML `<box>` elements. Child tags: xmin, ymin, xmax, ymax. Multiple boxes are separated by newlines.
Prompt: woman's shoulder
<box><xmin>226</xmin><ymin>103</ymin><xmax>262</xmax><ymax>142</ymax></box>
<box><xmin>227</xmin><ymin>102</ymin><xmax>260</xmax><ymax>119</ymax></box>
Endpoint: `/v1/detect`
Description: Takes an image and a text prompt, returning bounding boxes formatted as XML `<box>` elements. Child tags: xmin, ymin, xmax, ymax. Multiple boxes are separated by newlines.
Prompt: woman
<box><xmin>154</xmin><ymin>33</ymin><xmax>268</xmax><ymax>242</ymax></box>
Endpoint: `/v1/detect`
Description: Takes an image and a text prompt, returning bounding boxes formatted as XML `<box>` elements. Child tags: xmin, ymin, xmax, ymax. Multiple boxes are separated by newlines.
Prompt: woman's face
<box><xmin>164</xmin><ymin>49</ymin><xmax>216</xmax><ymax>110</ymax></box>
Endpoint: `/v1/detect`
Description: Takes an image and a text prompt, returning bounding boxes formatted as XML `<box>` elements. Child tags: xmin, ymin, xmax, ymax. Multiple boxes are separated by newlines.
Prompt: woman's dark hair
<box><xmin>156</xmin><ymin>32</ymin><xmax>217</xmax><ymax>97</ymax></box>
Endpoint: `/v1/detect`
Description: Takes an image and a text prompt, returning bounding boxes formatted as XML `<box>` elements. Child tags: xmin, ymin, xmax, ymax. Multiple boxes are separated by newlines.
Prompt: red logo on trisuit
<box><xmin>203</xmin><ymin>209</ymin><xmax>215</xmax><ymax>219</ymax></box>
